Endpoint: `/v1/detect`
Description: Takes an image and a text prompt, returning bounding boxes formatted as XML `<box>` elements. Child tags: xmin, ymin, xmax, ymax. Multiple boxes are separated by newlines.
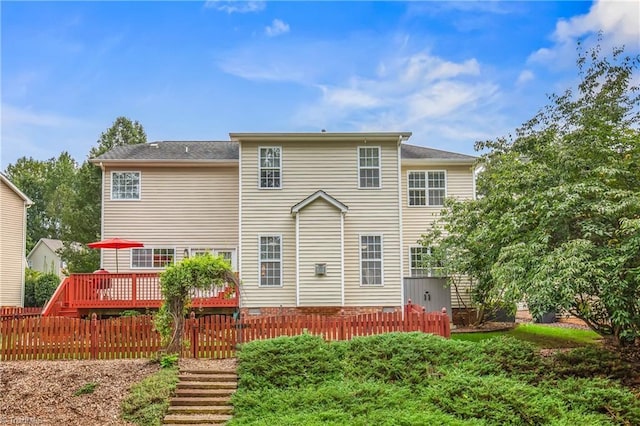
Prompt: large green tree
<box><xmin>59</xmin><ymin>116</ymin><xmax>147</xmax><ymax>272</ymax></box>
<box><xmin>5</xmin><ymin>152</ymin><xmax>77</xmax><ymax>251</ymax></box>
<box><xmin>421</xmin><ymin>43</ymin><xmax>640</xmax><ymax>345</ymax></box>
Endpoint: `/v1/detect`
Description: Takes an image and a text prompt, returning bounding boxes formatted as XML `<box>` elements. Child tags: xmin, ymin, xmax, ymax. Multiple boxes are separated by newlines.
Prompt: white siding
<box><xmin>27</xmin><ymin>244</ymin><xmax>63</xmax><ymax>277</ymax></box>
<box><xmin>0</xmin><ymin>181</ymin><xmax>27</xmax><ymax>306</ymax></box>
<box><xmin>298</xmin><ymin>199</ymin><xmax>342</xmax><ymax>306</ymax></box>
<box><xmin>102</xmin><ymin>166</ymin><xmax>238</xmax><ymax>272</ymax></box>
<box><xmin>401</xmin><ymin>164</ymin><xmax>475</xmax><ymax>307</ymax></box>
<box><xmin>240</xmin><ymin>140</ymin><xmax>402</xmax><ymax>308</ymax></box>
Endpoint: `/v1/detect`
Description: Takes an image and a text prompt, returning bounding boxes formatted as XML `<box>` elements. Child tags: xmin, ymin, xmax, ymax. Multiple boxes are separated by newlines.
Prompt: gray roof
<box><xmin>93</xmin><ymin>141</ymin><xmax>474</xmax><ymax>162</ymax></box>
<box><xmin>401</xmin><ymin>144</ymin><xmax>476</xmax><ymax>160</ymax></box>
<box><xmin>40</xmin><ymin>238</ymin><xmax>64</xmax><ymax>252</ymax></box>
<box><xmin>93</xmin><ymin>141</ymin><xmax>239</xmax><ymax>161</ymax></box>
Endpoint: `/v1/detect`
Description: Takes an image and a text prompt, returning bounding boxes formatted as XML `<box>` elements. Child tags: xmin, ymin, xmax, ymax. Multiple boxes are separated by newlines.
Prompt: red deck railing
<box><xmin>42</xmin><ymin>272</ymin><xmax>238</xmax><ymax>317</ymax></box>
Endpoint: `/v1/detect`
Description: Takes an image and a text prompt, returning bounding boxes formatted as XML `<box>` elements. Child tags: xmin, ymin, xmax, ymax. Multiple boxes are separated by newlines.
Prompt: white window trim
<box><xmin>359</xmin><ymin>233</ymin><xmax>384</xmax><ymax>287</ymax></box>
<box><xmin>258</xmin><ymin>234</ymin><xmax>283</xmax><ymax>287</ymax></box>
<box><xmin>258</xmin><ymin>146</ymin><xmax>282</xmax><ymax>190</ymax></box>
<box><xmin>110</xmin><ymin>171</ymin><xmax>142</xmax><ymax>201</ymax></box>
<box><xmin>409</xmin><ymin>245</ymin><xmax>443</xmax><ymax>278</ymax></box>
<box><xmin>130</xmin><ymin>246</ymin><xmax>176</xmax><ymax>270</ymax></box>
<box><xmin>406</xmin><ymin>170</ymin><xmax>447</xmax><ymax>207</ymax></box>
<box><xmin>357</xmin><ymin>146</ymin><xmax>382</xmax><ymax>189</ymax></box>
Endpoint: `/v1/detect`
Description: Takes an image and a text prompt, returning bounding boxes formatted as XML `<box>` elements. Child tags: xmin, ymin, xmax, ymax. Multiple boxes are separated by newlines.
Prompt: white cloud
<box><xmin>516</xmin><ymin>70</ymin><xmax>535</xmax><ymax>85</ymax></box>
<box><xmin>204</xmin><ymin>1</ymin><xmax>265</xmax><ymax>14</ymax></box>
<box><xmin>530</xmin><ymin>0</ymin><xmax>640</xmax><ymax>64</ymax></box>
<box><xmin>265</xmin><ymin>19</ymin><xmax>290</xmax><ymax>37</ymax></box>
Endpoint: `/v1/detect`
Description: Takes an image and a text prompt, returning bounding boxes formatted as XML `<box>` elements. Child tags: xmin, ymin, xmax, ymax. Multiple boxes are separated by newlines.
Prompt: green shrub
<box><xmin>34</xmin><ymin>273</ymin><xmax>60</xmax><ymax>306</ymax></box>
<box><xmin>120</xmin><ymin>310</ymin><xmax>141</xmax><ymax>317</ymax></box>
<box><xmin>551</xmin><ymin>346</ymin><xmax>634</xmax><ymax>380</ymax></box>
<box><xmin>237</xmin><ymin>333</ymin><xmax>341</xmax><ymax>390</ymax></box>
<box><xmin>23</xmin><ymin>268</ymin><xmax>40</xmax><ymax>307</ymax></box>
<box><xmin>341</xmin><ymin>332</ymin><xmax>473</xmax><ymax>385</ymax></box>
<box><xmin>232</xmin><ymin>333</ymin><xmax>640</xmax><ymax>425</ymax></box>
<box><xmin>159</xmin><ymin>354</ymin><xmax>178</xmax><ymax>369</ymax></box>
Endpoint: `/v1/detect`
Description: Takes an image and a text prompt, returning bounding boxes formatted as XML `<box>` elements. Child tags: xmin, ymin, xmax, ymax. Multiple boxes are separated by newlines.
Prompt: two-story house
<box><xmin>92</xmin><ymin>132</ymin><xmax>476</xmax><ymax>316</ymax></box>
<box><xmin>0</xmin><ymin>173</ymin><xmax>33</xmax><ymax>307</ymax></box>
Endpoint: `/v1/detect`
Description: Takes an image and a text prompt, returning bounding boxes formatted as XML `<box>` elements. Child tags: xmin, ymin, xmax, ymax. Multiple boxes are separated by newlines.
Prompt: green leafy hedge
<box><xmin>230</xmin><ymin>333</ymin><xmax>640</xmax><ymax>425</ymax></box>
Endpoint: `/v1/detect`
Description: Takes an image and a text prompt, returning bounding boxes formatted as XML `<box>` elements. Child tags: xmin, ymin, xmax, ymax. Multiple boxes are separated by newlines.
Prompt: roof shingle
<box><xmin>93</xmin><ymin>141</ymin><xmax>475</xmax><ymax>162</ymax></box>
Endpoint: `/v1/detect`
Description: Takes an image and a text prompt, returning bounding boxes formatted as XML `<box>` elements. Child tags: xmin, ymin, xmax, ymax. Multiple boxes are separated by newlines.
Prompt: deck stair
<box><xmin>163</xmin><ymin>369</ymin><xmax>237</xmax><ymax>425</ymax></box>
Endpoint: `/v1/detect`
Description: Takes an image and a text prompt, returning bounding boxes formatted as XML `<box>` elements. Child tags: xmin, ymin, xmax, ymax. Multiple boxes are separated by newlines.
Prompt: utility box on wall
<box><xmin>314</xmin><ymin>263</ymin><xmax>327</xmax><ymax>276</ymax></box>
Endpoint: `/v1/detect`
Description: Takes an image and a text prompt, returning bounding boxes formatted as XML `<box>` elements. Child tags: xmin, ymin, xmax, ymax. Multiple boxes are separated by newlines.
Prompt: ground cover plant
<box><xmin>121</xmin><ymin>364</ymin><xmax>179</xmax><ymax>426</ymax></box>
<box><xmin>230</xmin><ymin>333</ymin><xmax>640</xmax><ymax>425</ymax></box>
<box><xmin>452</xmin><ymin>323</ymin><xmax>601</xmax><ymax>348</ymax></box>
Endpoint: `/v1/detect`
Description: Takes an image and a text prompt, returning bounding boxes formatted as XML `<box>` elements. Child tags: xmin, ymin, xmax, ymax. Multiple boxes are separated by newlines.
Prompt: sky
<box><xmin>2</xmin><ymin>1</ymin><xmax>639</xmax><ymax>169</ymax></box>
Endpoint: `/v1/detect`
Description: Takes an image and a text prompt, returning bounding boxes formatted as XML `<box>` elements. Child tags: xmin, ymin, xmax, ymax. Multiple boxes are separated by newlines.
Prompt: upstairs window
<box><xmin>408</xmin><ymin>172</ymin><xmax>426</xmax><ymax>206</ymax></box>
<box><xmin>111</xmin><ymin>171</ymin><xmax>140</xmax><ymax>200</ymax></box>
<box><xmin>131</xmin><ymin>248</ymin><xmax>175</xmax><ymax>269</ymax></box>
<box><xmin>407</xmin><ymin>171</ymin><xmax>446</xmax><ymax>206</ymax></box>
<box><xmin>428</xmin><ymin>171</ymin><xmax>446</xmax><ymax>206</ymax></box>
<box><xmin>259</xmin><ymin>147</ymin><xmax>281</xmax><ymax>188</ymax></box>
<box><xmin>260</xmin><ymin>236</ymin><xmax>282</xmax><ymax>286</ymax></box>
<box><xmin>358</xmin><ymin>147</ymin><xmax>381</xmax><ymax>188</ymax></box>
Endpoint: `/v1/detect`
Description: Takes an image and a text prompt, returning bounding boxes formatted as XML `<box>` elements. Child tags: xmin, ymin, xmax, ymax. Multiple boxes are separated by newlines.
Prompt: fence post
<box><xmin>190</xmin><ymin>311</ymin><xmax>198</xmax><ymax>359</ymax></box>
<box><xmin>90</xmin><ymin>313</ymin><xmax>98</xmax><ymax>360</ymax></box>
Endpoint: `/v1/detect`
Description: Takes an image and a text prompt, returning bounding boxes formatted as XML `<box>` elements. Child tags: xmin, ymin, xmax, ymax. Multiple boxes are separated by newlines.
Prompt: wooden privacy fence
<box><xmin>1</xmin><ymin>310</ymin><xmax>450</xmax><ymax>361</ymax></box>
<box><xmin>0</xmin><ymin>306</ymin><xmax>42</xmax><ymax>320</ymax></box>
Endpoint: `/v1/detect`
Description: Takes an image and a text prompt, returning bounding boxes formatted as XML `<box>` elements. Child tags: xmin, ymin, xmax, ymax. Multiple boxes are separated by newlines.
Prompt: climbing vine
<box><xmin>155</xmin><ymin>253</ymin><xmax>236</xmax><ymax>354</ymax></box>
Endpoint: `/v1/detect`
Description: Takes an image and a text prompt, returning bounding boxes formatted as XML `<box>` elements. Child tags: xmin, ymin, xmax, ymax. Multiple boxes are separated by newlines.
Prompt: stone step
<box><xmin>175</xmin><ymin>388</ymin><xmax>235</xmax><ymax>398</ymax></box>
<box><xmin>163</xmin><ymin>414</ymin><xmax>233</xmax><ymax>425</ymax></box>
<box><xmin>177</xmin><ymin>382</ymin><xmax>237</xmax><ymax>390</ymax></box>
<box><xmin>168</xmin><ymin>405</ymin><xmax>233</xmax><ymax>415</ymax></box>
<box><xmin>170</xmin><ymin>397</ymin><xmax>231</xmax><ymax>406</ymax></box>
<box><xmin>180</xmin><ymin>369</ymin><xmax>236</xmax><ymax>375</ymax></box>
<box><xmin>178</xmin><ymin>374</ymin><xmax>237</xmax><ymax>382</ymax></box>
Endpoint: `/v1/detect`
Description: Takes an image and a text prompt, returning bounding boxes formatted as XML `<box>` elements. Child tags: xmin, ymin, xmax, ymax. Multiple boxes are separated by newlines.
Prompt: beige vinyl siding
<box><xmin>298</xmin><ymin>199</ymin><xmax>342</xmax><ymax>306</ymax></box>
<box><xmin>401</xmin><ymin>164</ymin><xmax>474</xmax><ymax>308</ymax></box>
<box><xmin>241</xmin><ymin>140</ymin><xmax>401</xmax><ymax>308</ymax></box>
<box><xmin>102</xmin><ymin>166</ymin><xmax>238</xmax><ymax>272</ymax></box>
<box><xmin>0</xmin><ymin>181</ymin><xmax>27</xmax><ymax>306</ymax></box>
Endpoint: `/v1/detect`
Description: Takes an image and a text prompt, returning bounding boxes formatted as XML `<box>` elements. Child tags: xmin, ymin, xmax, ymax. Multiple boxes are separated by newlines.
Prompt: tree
<box><xmin>5</xmin><ymin>153</ymin><xmax>77</xmax><ymax>252</ymax></box>
<box><xmin>59</xmin><ymin>116</ymin><xmax>147</xmax><ymax>272</ymax></box>
<box><xmin>155</xmin><ymin>254</ymin><xmax>236</xmax><ymax>355</ymax></box>
<box><xmin>421</xmin><ymin>42</ymin><xmax>640</xmax><ymax>345</ymax></box>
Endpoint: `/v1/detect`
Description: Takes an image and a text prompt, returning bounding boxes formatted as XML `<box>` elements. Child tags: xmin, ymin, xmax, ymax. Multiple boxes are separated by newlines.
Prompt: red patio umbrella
<box><xmin>88</xmin><ymin>237</ymin><xmax>144</xmax><ymax>272</ymax></box>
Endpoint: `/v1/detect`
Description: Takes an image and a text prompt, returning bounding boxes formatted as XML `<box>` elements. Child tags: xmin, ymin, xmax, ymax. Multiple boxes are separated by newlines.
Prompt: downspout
<box><xmin>397</xmin><ymin>135</ymin><xmax>405</xmax><ymax>310</ymax></box>
<box><xmin>99</xmin><ymin>162</ymin><xmax>105</xmax><ymax>269</ymax></box>
<box><xmin>21</xmin><ymin>201</ymin><xmax>32</xmax><ymax>307</ymax></box>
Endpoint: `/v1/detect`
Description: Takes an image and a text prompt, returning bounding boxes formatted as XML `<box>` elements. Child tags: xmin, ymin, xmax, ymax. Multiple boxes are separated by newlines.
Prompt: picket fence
<box><xmin>0</xmin><ymin>306</ymin><xmax>42</xmax><ymax>320</ymax></box>
<box><xmin>0</xmin><ymin>310</ymin><xmax>450</xmax><ymax>361</ymax></box>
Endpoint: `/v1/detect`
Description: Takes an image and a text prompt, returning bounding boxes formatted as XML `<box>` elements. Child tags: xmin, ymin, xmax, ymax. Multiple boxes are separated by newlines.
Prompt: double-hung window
<box><xmin>407</xmin><ymin>171</ymin><xmax>446</xmax><ymax>206</ymax></box>
<box><xmin>410</xmin><ymin>246</ymin><xmax>444</xmax><ymax>277</ymax></box>
<box><xmin>259</xmin><ymin>147</ymin><xmax>281</xmax><ymax>188</ymax></box>
<box><xmin>360</xmin><ymin>235</ymin><xmax>382</xmax><ymax>285</ymax></box>
<box><xmin>131</xmin><ymin>248</ymin><xmax>175</xmax><ymax>269</ymax></box>
<box><xmin>259</xmin><ymin>236</ymin><xmax>281</xmax><ymax>286</ymax></box>
<box><xmin>408</xmin><ymin>172</ymin><xmax>426</xmax><ymax>206</ymax></box>
<box><xmin>358</xmin><ymin>147</ymin><xmax>381</xmax><ymax>188</ymax></box>
<box><xmin>111</xmin><ymin>171</ymin><xmax>140</xmax><ymax>200</ymax></box>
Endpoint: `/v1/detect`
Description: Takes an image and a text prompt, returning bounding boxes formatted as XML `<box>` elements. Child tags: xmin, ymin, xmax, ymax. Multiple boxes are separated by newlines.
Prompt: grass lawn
<box><xmin>229</xmin><ymin>333</ymin><xmax>639</xmax><ymax>425</ymax></box>
<box><xmin>452</xmin><ymin>323</ymin><xmax>601</xmax><ymax>348</ymax></box>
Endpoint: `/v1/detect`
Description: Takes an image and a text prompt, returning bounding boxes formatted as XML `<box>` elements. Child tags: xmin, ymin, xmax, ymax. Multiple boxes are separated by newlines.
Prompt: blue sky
<box><xmin>2</xmin><ymin>1</ymin><xmax>639</xmax><ymax>169</ymax></box>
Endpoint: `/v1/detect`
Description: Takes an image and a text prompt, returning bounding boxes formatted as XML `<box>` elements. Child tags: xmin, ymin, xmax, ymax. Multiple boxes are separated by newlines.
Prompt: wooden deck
<box><xmin>42</xmin><ymin>272</ymin><xmax>238</xmax><ymax>317</ymax></box>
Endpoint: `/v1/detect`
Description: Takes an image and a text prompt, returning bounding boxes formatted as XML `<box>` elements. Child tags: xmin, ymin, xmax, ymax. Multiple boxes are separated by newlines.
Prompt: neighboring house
<box><xmin>91</xmin><ymin>132</ymin><xmax>476</xmax><ymax>316</ymax></box>
<box><xmin>27</xmin><ymin>238</ymin><xmax>66</xmax><ymax>277</ymax></box>
<box><xmin>0</xmin><ymin>173</ymin><xmax>33</xmax><ymax>307</ymax></box>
